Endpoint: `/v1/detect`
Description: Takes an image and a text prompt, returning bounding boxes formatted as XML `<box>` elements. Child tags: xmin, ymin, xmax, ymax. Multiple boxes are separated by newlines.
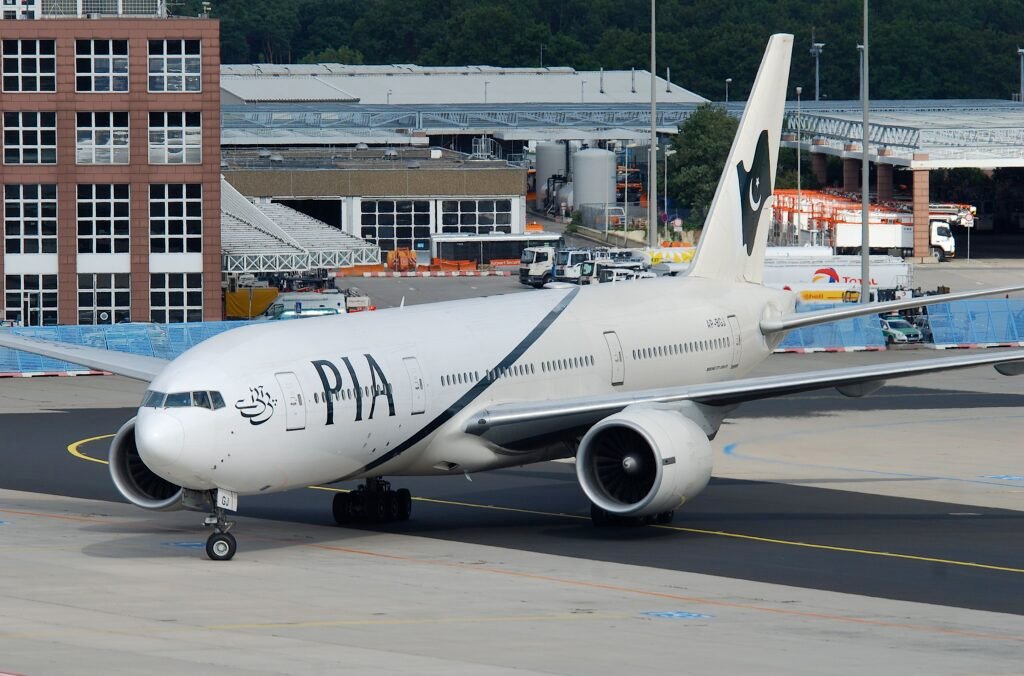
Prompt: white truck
<box><xmin>833</xmin><ymin>221</ymin><xmax>955</xmax><ymax>261</ymax></box>
<box><xmin>519</xmin><ymin>246</ymin><xmax>557</xmax><ymax>287</ymax></box>
<box><xmin>554</xmin><ymin>248</ymin><xmax>593</xmax><ymax>283</ymax></box>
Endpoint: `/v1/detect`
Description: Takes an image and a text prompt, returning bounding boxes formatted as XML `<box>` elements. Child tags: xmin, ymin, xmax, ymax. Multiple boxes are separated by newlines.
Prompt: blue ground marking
<box><xmin>641</xmin><ymin>611</ymin><xmax>712</xmax><ymax>620</ymax></box>
<box><xmin>0</xmin><ymin>520</ymin><xmax>8</xmax><ymax>525</ymax></box>
<box><xmin>161</xmin><ymin>541</ymin><xmax>204</xmax><ymax>549</ymax></box>
<box><xmin>722</xmin><ymin>437</ymin><xmax>1024</xmax><ymax>489</ymax></box>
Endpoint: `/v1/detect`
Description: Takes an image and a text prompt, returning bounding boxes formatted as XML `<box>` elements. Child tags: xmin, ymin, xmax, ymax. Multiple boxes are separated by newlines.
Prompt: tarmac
<box><xmin>2</xmin><ymin>268</ymin><xmax>1024</xmax><ymax>674</ymax></box>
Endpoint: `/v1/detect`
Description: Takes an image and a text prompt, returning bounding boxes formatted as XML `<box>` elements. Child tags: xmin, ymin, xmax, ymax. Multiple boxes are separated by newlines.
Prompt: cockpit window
<box><xmin>141</xmin><ymin>390</ymin><xmax>165</xmax><ymax>407</ymax></box>
<box><xmin>164</xmin><ymin>392</ymin><xmax>193</xmax><ymax>407</ymax></box>
<box><xmin>193</xmin><ymin>391</ymin><xmax>211</xmax><ymax>409</ymax></box>
<box><xmin>142</xmin><ymin>389</ymin><xmax>226</xmax><ymax>409</ymax></box>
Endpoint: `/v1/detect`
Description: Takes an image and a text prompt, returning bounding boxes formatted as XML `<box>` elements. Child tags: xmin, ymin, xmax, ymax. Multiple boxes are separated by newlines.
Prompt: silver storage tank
<box><xmin>535</xmin><ymin>142</ymin><xmax>567</xmax><ymax>209</ymax></box>
<box><xmin>572</xmin><ymin>148</ymin><xmax>616</xmax><ymax>211</ymax></box>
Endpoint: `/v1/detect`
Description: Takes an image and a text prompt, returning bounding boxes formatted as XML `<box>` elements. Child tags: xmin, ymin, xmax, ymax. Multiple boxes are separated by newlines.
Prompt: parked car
<box><xmin>911</xmin><ymin>315</ymin><xmax>933</xmax><ymax>342</ymax></box>
<box><xmin>880</xmin><ymin>316</ymin><xmax>923</xmax><ymax>344</ymax></box>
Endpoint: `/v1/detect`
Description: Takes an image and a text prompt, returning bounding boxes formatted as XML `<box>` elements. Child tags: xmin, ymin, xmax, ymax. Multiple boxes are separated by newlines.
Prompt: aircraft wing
<box><xmin>760</xmin><ymin>285</ymin><xmax>1024</xmax><ymax>334</ymax></box>
<box><xmin>466</xmin><ymin>349</ymin><xmax>1024</xmax><ymax>445</ymax></box>
<box><xmin>0</xmin><ymin>331</ymin><xmax>168</xmax><ymax>381</ymax></box>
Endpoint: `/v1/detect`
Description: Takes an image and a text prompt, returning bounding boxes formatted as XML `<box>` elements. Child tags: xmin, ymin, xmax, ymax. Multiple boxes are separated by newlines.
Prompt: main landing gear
<box><xmin>203</xmin><ymin>507</ymin><xmax>237</xmax><ymax>561</ymax></box>
<box><xmin>333</xmin><ymin>477</ymin><xmax>412</xmax><ymax>525</ymax></box>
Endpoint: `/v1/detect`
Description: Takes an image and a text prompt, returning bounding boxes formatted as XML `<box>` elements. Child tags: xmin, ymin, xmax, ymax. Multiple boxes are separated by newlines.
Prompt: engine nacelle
<box><xmin>109</xmin><ymin>417</ymin><xmax>184</xmax><ymax>511</ymax></box>
<box><xmin>576</xmin><ymin>408</ymin><xmax>713</xmax><ymax>517</ymax></box>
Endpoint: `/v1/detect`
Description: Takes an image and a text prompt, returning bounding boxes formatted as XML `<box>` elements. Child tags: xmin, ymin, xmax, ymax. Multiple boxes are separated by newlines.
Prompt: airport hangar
<box><xmin>221</xmin><ymin>65</ymin><xmax>1024</xmax><ymax>270</ymax></box>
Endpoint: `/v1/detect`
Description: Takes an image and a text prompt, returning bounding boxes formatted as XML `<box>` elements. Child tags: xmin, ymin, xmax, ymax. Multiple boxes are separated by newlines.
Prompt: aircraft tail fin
<box><xmin>686</xmin><ymin>34</ymin><xmax>793</xmax><ymax>285</ymax></box>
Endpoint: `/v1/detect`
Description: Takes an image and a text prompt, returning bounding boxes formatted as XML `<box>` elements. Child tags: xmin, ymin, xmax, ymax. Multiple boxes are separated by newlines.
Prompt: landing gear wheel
<box><xmin>335</xmin><ymin>478</ymin><xmax>414</xmax><ymax>525</ymax></box>
<box><xmin>367</xmin><ymin>493</ymin><xmax>387</xmax><ymax>522</ymax></box>
<box><xmin>655</xmin><ymin>510</ymin><xmax>674</xmax><ymax>525</ymax></box>
<box><xmin>206</xmin><ymin>531</ymin><xmax>237</xmax><ymax>561</ymax></box>
<box><xmin>332</xmin><ymin>492</ymin><xmax>352</xmax><ymax>524</ymax></box>
<box><xmin>396</xmin><ymin>488</ymin><xmax>412</xmax><ymax>521</ymax></box>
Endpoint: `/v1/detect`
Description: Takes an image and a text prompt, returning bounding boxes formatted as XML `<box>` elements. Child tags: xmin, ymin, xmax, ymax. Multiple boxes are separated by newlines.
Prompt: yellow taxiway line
<box><xmin>66</xmin><ymin>434</ymin><xmax>1024</xmax><ymax>575</ymax></box>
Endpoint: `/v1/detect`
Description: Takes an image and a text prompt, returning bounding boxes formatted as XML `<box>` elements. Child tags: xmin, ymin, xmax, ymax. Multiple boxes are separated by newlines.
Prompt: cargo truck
<box><xmin>833</xmin><ymin>221</ymin><xmax>955</xmax><ymax>261</ymax></box>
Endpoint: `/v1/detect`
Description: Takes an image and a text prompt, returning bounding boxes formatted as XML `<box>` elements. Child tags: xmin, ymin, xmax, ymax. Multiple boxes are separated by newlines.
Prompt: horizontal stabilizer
<box><xmin>760</xmin><ymin>285</ymin><xmax>1024</xmax><ymax>334</ymax></box>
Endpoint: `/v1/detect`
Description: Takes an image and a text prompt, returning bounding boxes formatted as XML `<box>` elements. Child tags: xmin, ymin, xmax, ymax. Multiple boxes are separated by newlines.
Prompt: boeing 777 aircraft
<box><xmin>3</xmin><ymin>34</ymin><xmax>1023</xmax><ymax>561</ymax></box>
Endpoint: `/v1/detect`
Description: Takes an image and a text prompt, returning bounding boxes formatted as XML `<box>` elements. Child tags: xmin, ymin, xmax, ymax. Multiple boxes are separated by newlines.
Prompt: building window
<box><xmin>1</xmin><ymin>39</ymin><xmax>56</xmax><ymax>93</ymax></box>
<box><xmin>150</xmin><ymin>272</ymin><xmax>202</xmax><ymax>323</ymax></box>
<box><xmin>3</xmin><ymin>112</ymin><xmax>56</xmax><ymax>164</ymax></box>
<box><xmin>149</xmin><ymin>183</ymin><xmax>202</xmax><ymax>253</ymax></box>
<box><xmin>440</xmin><ymin>199</ymin><xmax>513</xmax><ymax>235</ymax></box>
<box><xmin>78</xmin><ymin>273</ymin><xmax>130</xmax><ymax>325</ymax></box>
<box><xmin>148</xmin><ymin>111</ymin><xmax>201</xmax><ymax>164</ymax></box>
<box><xmin>359</xmin><ymin>200</ymin><xmax>432</xmax><ymax>252</ymax></box>
<box><xmin>4</xmin><ymin>274</ymin><xmax>57</xmax><ymax>326</ymax></box>
<box><xmin>76</xmin><ymin>111</ymin><xmax>130</xmax><ymax>165</ymax></box>
<box><xmin>77</xmin><ymin>184</ymin><xmax>130</xmax><ymax>254</ymax></box>
<box><xmin>75</xmin><ymin>39</ymin><xmax>129</xmax><ymax>92</ymax></box>
<box><xmin>4</xmin><ymin>184</ymin><xmax>57</xmax><ymax>254</ymax></box>
<box><xmin>148</xmin><ymin>39</ymin><xmax>201</xmax><ymax>92</ymax></box>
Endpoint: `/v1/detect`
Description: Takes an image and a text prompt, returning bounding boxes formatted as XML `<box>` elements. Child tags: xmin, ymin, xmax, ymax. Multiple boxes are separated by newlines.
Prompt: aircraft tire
<box><xmin>396</xmin><ymin>489</ymin><xmax>412</xmax><ymax>520</ymax></box>
<box><xmin>332</xmin><ymin>492</ymin><xmax>352</xmax><ymax>524</ymax></box>
<box><xmin>206</xmin><ymin>532</ymin><xmax>237</xmax><ymax>561</ymax></box>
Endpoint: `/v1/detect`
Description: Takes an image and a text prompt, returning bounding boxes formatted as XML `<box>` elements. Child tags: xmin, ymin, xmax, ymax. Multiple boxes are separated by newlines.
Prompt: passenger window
<box><xmin>164</xmin><ymin>392</ymin><xmax>192</xmax><ymax>408</ymax></box>
<box><xmin>193</xmin><ymin>391</ymin><xmax>212</xmax><ymax>409</ymax></box>
<box><xmin>210</xmin><ymin>391</ymin><xmax>225</xmax><ymax>409</ymax></box>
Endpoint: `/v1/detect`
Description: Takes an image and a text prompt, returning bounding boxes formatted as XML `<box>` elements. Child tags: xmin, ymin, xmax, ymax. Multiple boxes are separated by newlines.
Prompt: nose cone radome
<box><xmin>136</xmin><ymin>412</ymin><xmax>185</xmax><ymax>472</ymax></box>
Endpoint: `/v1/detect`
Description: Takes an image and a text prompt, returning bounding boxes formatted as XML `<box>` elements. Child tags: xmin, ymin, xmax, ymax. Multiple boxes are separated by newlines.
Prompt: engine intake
<box><xmin>576</xmin><ymin>408</ymin><xmax>713</xmax><ymax>517</ymax></box>
<box><xmin>109</xmin><ymin>417</ymin><xmax>184</xmax><ymax>511</ymax></box>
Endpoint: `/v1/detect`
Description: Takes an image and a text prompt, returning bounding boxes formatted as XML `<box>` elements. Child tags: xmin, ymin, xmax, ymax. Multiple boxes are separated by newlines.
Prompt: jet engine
<box><xmin>109</xmin><ymin>417</ymin><xmax>184</xmax><ymax>510</ymax></box>
<box><xmin>576</xmin><ymin>408</ymin><xmax>713</xmax><ymax>518</ymax></box>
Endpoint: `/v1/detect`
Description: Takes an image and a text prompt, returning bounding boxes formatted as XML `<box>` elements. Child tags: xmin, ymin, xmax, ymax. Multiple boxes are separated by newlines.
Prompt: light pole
<box><xmin>810</xmin><ymin>41</ymin><xmax>825</xmax><ymax>101</ymax></box>
<box><xmin>648</xmin><ymin>0</ymin><xmax>657</xmax><ymax>249</ymax></box>
<box><xmin>725</xmin><ymin>77</ymin><xmax>732</xmax><ymax>103</ymax></box>
<box><xmin>484</xmin><ymin>80</ymin><xmax>490</xmax><ymax>103</ymax></box>
<box><xmin>386</xmin><ymin>88</ymin><xmax>392</xmax><ymax>104</ymax></box>
<box><xmin>663</xmin><ymin>147</ymin><xmax>676</xmax><ymax>226</ymax></box>
<box><xmin>860</xmin><ymin>2</ymin><xmax>870</xmax><ymax>304</ymax></box>
<box><xmin>796</xmin><ymin>85</ymin><xmax>802</xmax><ymax>245</ymax></box>
<box><xmin>857</xmin><ymin>44</ymin><xmax>864</xmax><ymax>101</ymax></box>
<box><xmin>1018</xmin><ymin>47</ymin><xmax>1024</xmax><ymax>102</ymax></box>
<box><xmin>540</xmin><ymin>44</ymin><xmax>545</xmax><ymax>68</ymax></box>
<box><xmin>580</xmin><ymin>79</ymin><xmax>586</xmax><ymax>103</ymax></box>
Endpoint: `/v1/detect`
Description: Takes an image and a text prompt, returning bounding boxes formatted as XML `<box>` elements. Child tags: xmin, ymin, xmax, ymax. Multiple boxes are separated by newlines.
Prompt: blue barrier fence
<box><xmin>927</xmin><ymin>300</ymin><xmax>1024</xmax><ymax>346</ymax></box>
<box><xmin>777</xmin><ymin>303</ymin><xmax>886</xmax><ymax>351</ymax></box>
<box><xmin>2</xmin><ymin>298</ymin><xmax>1023</xmax><ymax>373</ymax></box>
<box><xmin>0</xmin><ymin>321</ymin><xmax>255</xmax><ymax>373</ymax></box>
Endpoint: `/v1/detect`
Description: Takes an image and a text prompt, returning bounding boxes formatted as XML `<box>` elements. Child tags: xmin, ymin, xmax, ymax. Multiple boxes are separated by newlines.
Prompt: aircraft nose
<box><xmin>136</xmin><ymin>412</ymin><xmax>184</xmax><ymax>471</ymax></box>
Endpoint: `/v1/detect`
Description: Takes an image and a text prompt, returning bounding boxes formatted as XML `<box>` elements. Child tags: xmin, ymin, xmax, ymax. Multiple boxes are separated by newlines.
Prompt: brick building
<box><xmin>0</xmin><ymin>9</ymin><xmax>220</xmax><ymax>325</ymax></box>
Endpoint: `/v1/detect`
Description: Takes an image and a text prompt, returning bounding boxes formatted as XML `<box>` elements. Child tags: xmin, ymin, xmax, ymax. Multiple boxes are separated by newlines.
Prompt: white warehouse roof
<box><xmin>221</xmin><ymin>63</ymin><xmax>707</xmax><ymax>106</ymax></box>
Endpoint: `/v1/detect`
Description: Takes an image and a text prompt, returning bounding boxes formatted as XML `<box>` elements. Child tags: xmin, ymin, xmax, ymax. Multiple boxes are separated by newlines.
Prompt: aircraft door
<box><xmin>275</xmin><ymin>372</ymin><xmax>306</xmax><ymax>431</ymax></box>
<box><xmin>727</xmin><ymin>315</ymin><xmax>742</xmax><ymax>368</ymax></box>
<box><xmin>602</xmin><ymin>331</ymin><xmax>625</xmax><ymax>386</ymax></box>
<box><xmin>403</xmin><ymin>357</ymin><xmax>426</xmax><ymax>415</ymax></box>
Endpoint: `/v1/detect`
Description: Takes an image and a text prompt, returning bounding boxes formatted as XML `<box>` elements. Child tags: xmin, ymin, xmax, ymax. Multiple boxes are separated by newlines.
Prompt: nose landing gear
<box><xmin>204</xmin><ymin>507</ymin><xmax>237</xmax><ymax>561</ymax></box>
<box><xmin>332</xmin><ymin>477</ymin><xmax>412</xmax><ymax>525</ymax></box>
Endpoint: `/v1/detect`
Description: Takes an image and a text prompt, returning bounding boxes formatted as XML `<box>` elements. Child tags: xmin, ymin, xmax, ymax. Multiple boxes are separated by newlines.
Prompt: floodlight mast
<box><xmin>810</xmin><ymin>42</ymin><xmax>825</xmax><ymax>101</ymax></box>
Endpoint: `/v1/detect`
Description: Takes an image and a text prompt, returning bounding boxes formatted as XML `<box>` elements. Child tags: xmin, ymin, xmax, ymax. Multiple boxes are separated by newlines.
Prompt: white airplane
<box><xmin>3</xmin><ymin>34</ymin><xmax>1023</xmax><ymax>561</ymax></box>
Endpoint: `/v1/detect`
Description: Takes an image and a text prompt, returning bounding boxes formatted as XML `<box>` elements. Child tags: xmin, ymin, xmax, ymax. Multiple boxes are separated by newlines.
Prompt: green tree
<box><xmin>300</xmin><ymin>46</ymin><xmax>365</xmax><ymax>65</ymax></box>
<box><xmin>667</xmin><ymin>104</ymin><xmax>737</xmax><ymax>224</ymax></box>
